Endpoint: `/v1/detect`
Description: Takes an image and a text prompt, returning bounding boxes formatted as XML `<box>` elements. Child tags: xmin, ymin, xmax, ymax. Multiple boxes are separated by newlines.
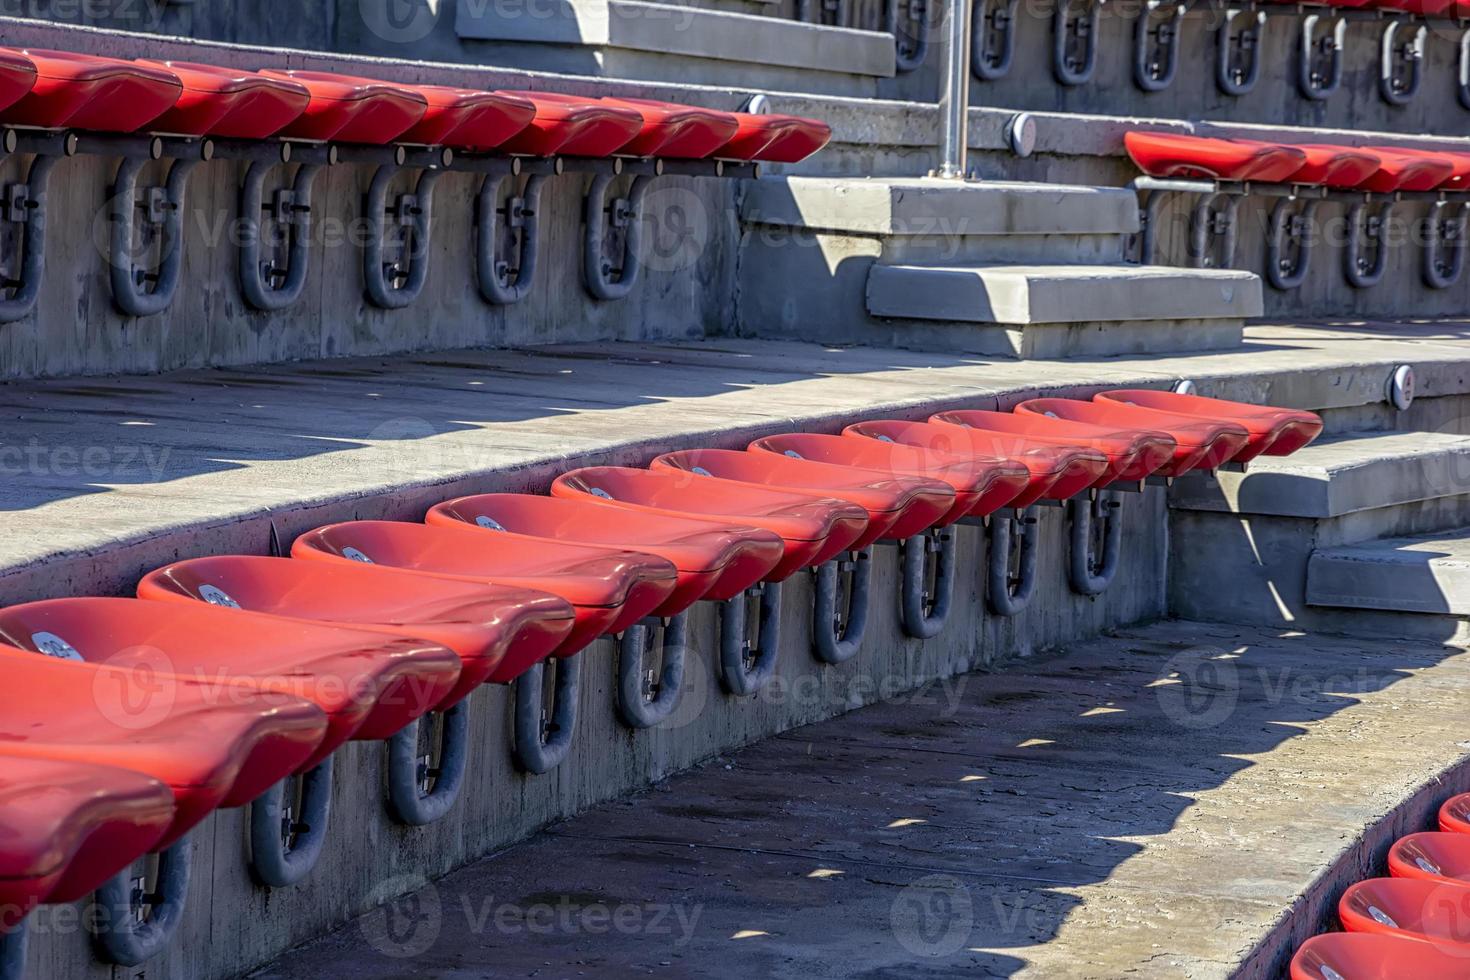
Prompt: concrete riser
<box><xmin>957</xmin><ymin>8</ymin><xmax>1467</xmax><ymax>137</ymax></box>
<box><xmin>1169</xmin><ymin>497</ymin><xmax>1470</xmax><ymax>640</ymax></box>
<box><xmin>21</xmin><ymin>496</ymin><xmax>1167</xmax><ymax>979</ymax></box>
<box><xmin>0</xmin><ymin>153</ymin><xmax>738</xmax><ymax>380</ymax></box>
<box><xmin>734</xmin><ymin>226</ymin><xmax>1242</xmax><ymax>356</ymax></box>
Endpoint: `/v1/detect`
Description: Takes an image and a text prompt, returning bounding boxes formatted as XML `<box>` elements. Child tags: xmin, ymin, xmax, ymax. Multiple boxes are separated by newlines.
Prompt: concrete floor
<box><xmin>5</xmin><ymin>320</ymin><xmax>1470</xmax><ymax>606</ymax></box>
<box><xmin>253</xmin><ymin>621</ymin><xmax>1470</xmax><ymax>980</ymax></box>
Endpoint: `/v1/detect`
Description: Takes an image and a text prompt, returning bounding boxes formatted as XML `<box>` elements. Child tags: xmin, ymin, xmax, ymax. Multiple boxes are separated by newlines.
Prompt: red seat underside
<box><xmin>715</xmin><ymin>113</ymin><xmax>831</xmax><ymax>163</ymax></box>
<box><xmin>139</xmin><ymin>61</ymin><xmax>310</xmax><ymax>139</ymax></box>
<box><xmin>1125</xmin><ymin>132</ymin><xmax>1306</xmax><ymax>183</ymax></box>
<box><xmin>3</xmin><ymin>50</ymin><xmax>181</xmax><ymax>131</ymax></box>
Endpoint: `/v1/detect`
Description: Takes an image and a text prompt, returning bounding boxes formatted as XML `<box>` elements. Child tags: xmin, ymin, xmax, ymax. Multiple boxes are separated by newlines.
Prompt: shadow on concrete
<box><xmin>254</xmin><ymin>621</ymin><xmax>1468</xmax><ymax>979</ymax></box>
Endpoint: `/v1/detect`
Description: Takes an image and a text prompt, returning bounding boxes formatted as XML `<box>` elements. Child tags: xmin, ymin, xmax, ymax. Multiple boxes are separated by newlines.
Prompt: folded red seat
<box><xmin>1124</xmin><ymin>132</ymin><xmax>1306</xmax><ymax>182</ymax></box>
<box><xmin>0</xmin><ymin>49</ymin><xmax>36</xmax><ymax>115</ymax></box>
<box><xmin>1256</xmin><ymin>142</ymin><xmax>1381</xmax><ymax>189</ymax></box>
<box><xmin>551</xmin><ymin>467</ymin><xmax>868</xmax><ymax>581</ymax></box>
<box><xmin>495</xmin><ymin>91</ymin><xmax>643</xmax><ymax>156</ymax></box>
<box><xmin>843</xmin><ymin>419</ymin><xmax>1110</xmax><ymax>505</ymax></box>
<box><xmin>651</xmin><ymin>449</ymin><xmax>956</xmax><ymax>549</ymax></box>
<box><xmin>0</xmin><ymin>757</ymin><xmax>174</xmax><ymax>925</ymax></box>
<box><xmin>931</xmin><ymin>409</ymin><xmax>1178</xmax><ymax>487</ymax></box>
<box><xmin>397</xmin><ymin>85</ymin><xmax>536</xmax><ymax>149</ymax></box>
<box><xmin>1</xmin><ymin>50</ymin><xmax>181</xmax><ymax>131</ymax></box>
<box><xmin>293</xmin><ymin>520</ymin><xmax>677</xmax><ymax>667</ymax></box>
<box><xmin>1291</xmin><ymin>932</ymin><xmax>1470</xmax><ymax>980</ymax></box>
<box><xmin>714</xmin><ymin>112</ymin><xmax>831</xmax><ymax>163</ymax></box>
<box><xmin>1338</xmin><ymin>877</ymin><xmax>1470</xmax><ymax>947</ymax></box>
<box><xmin>260</xmin><ymin>69</ymin><xmax>427</xmax><ymax>144</ymax></box>
<box><xmin>137</xmin><ymin>555</ymin><xmax>574</xmax><ymax>710</ymax></box>
<box><xmin>748</xmin><ymin>432</ymin><xmax>1030</xmax><ymax>523</ymax></box>
<box><xmin>1094</xmin><ymin>390</ymin><xmax>1323</xmax><ymax>462</ymax></box>
<box><xmin>600</xmin><ymin>97</ymin><xmax>740</xmax><ymax>159</ymax></box>
<box><xmin>1376</xmin><ymin>0</ymin><xmax>1460</xmax><ymax>14</ymax></box>
<box><xmin>1441</xmin><ymin>792</ymin><xmax>1470</xmax><ymax>834</ymax></box>
<box><xmin>0</xmin><ymin>647</ymin><xmax>326</xmax><ymax>847</ymax></box>
<box><xmin>1017</xmin><ymin>398</ymin><xmax>1250</xmax><ymax>475</ymax></box>
<box><xmin>137</xmin><ymin>61</ymin><xmax>310</xmax><ymax>139</ymax></box>
<box><xmin>1390</xmin><ymin>832</ymin><xmax>1470</xmax><ymax>884</ymax></box>
<box><xmin>0</xmin><ymin>597</ymin><xmax>454</xmax><ymax>770</ymax></box>
<box><xmin>427</xmin><ymin>493</ymin><xmax>784</xmax><ymax>612</ymax></box>
<box><xmin>1434</xmin><ymin>149</ymin><xmax>1470</xmax><ymax>191</ymax></box>
<box><xmin>1356</xmin><ymin>145</ymin><xmax>1457</xmax><ymax>192</ymax></box>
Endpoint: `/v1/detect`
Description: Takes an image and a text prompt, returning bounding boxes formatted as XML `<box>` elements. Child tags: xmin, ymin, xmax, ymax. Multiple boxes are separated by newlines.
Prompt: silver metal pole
<box><xmin>937</xmin><ymin>0</ymin><xmax>973</xmax><ymax>179</ymax></box>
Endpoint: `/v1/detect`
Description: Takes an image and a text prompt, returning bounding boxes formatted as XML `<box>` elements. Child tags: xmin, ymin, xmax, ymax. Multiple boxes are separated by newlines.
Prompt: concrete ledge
<box><xmin>865</xmin><ymin>264</ymin><xmax>1263</xmax><ymax>325</ymax></box>
<box><xmin>1308</xmin><ymin>529</ymin><xmax>1470</xmax><ymax>614</ymax></box>
<box><xmin>1171</xmin><ymin>431</ymin><xmax>1470</xmax><ymax>519</ymax></box>
<box><xmin>740</xmin><ymin>176</ymin><xmax>1142</xmax><ymax>236</ymax></box>
<box><xmin>454</xmin><ymin>0</ymin><xmax>896</xmax><ymax>77</ymax></box>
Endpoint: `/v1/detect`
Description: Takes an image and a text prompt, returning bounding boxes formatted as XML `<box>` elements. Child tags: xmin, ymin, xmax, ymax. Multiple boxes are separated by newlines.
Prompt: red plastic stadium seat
<box><xmin>397</xmin><ymin>85</ymin><xmax>536</xmax><ymax>150</ymax></box>
<box><xmin>1391</xmin><ymin>833</ymin><xmax>1470</xmax><ymax>886</ymax></box>
<box><xmin>748</xmin><ymin>432</ymin><xmax>1030</xmax><ymax>523</ymax></box>
<box><xmin>137</xmin><ymin>555</ymin><xmax>574</xmax><ymax>708</ymax></box>
<box><xmin>601</xmin><ymin>97</ymin><xmax>740</xmax><ymax>159</ymax></box>
<box><xmin>843</xmin><ymin>419</ymin><xmax>1110</xmax><ymax>505</ymax></box>
<box><xmin>1266</xmin><ymin>143</ymin><xmax>1382</xmax><ymax>189</ymax></box>
<box><xmin>1017</xmin><ymin>398</ymin><xmax>1250</xmax><ymax>476</ymax></box>
<box><xmin>1094</xmin><ymin>390</ymin><xmax>1323</xmax><ymax>462</ymax></box>
<box><xmin>293</xmin><ymin>520</ymin><xmax>677</xmax><ymax>664</ymax></box>
<box><xmin>0</xmin><ymin>757</ymin><xmax>173</xmax><ymax>924</ymax></box>
<box><xmin>427</xmin><ymin>494</ymin><xmax>784</xmax><ymax>611</ymax></box>
<box><xmin>1125</xmin><ymin>132</ymin><xmax>1306</xmax><ymax>182</ymax></box>
<box><xmin>0</xmin><ymin>49</ymin><xmax>36</xmax><ymax>115</ymax></box>
<box><xmin>1291</xmin><ymin>932</ymin><xmax>1470</xmax><ymax>980</ymax></box>
<box><xmin>2</xmin><ymin>50</ymin><xmax>181</xmax><ymax>132</ymax></box>
<box><xmin>1436</xmin><ymin>151</ymin><xmax>1470</xmax><ymax>192</ymax></box>
<box><xmin>1376</xmin><ymin>0</ymin><xmax>1459</xmax><ymax>14</ymax></box>
<box><xmin>715</xmin><ymin>113</ymin><xmax>831</xmax><ymax>163</ymax></box>
<box><xmin>138</xmin><ymin>61</ymin><xmax>310</xmax><ymax>139</ymax></box>
<box><xmin>0</xmin><ymin>597</ymin><xmax>453</xmax><ymax>768</ymax></box>
<box><xmin>551</xmin><ymin>467</ymin><xmax>868</xmax><ymax>582</ymax></box>
<box><xmin>931</xmin><ymin>409</ymin><xmax>1178</xmax><ymax>486</ymax></box>
<box><xmin>1442</xmin><ymin>793</ymin><xmax>1470</xmax><ymax>835</ymax></box>
<box><xmin>1339</xmin><ymin>877</ymin><xmax>1470</xmax><ymax>948</ymax></box>
<box><xmin>1357</xmin><ymin>146</ymin><xmax>1457</xmax><ymax>193</ymax></box>
<box><xmin>495</xmin><ymin>91</ymin><xmax>643</xmax><ymax>157</ymax></box>
<box><xmin>0</xmin><ymin>647</ymin><xmax>326</xmax><ymax>848</ymax></box>
<box><xmin>651</xmin><ymin>448</ymin><xmax>955</xmax><ymax>549</ymax></box>
<box><xmin>260</xmin><ymin>69</ymin><xmax>427</xmax><ymax>144</ymax></box>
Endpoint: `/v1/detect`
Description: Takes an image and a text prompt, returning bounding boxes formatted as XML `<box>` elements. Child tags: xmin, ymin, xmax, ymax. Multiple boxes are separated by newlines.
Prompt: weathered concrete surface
<box><xmin>740</xmin><ymin>177</ymin><xmax>1141</xmax><ymax>237</ymax></box>
<box><xmin>1171</xmin><ymin>430</ymin><xmax>1470</xmax><ymax>519</ymax></box>
<box><xmin>6</xmin><ymin>324</ymin><xmax>1470</xmax><ymax>608</ymax></box>
<box><xmin>865</xmin><ymin>264</ymin><xmax>1261</xmax><ymax>323</ymax></box>
<box><xmin>252</xmin><ymin>621</ymin><xmax>1470</xmax><ymax>980</ymax></box>
<box><xmin>1308</xmin><ymin>526</ymin><xmax>1470</xmax><ymax>614</ymax></box>
<box><xmin>454</xmin><ymin>0</ymin><xmax>896</xmax><ymax>81</ymax></box>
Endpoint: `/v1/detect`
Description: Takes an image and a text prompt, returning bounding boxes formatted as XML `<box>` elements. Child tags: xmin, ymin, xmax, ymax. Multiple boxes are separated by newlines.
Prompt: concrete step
<box><xmin>1170</xmin><ymin>430</ymin><xmax>1470</xmax><ymax>519</ymax></box>
<box><xmin>742</xmin><ymin>176</ymin><xmax>1141</xmax><ymax>238</ymax></box>
<box><xmin>865</xmin><ymin>264</ymin><xmax>1261</xmax><ymax>326</ymax></box>
<box><xmin>454</xmin><ymin>0</ymin><xmax>894</xmax><ymax>96</ymax></box>
<box><xmin>1170</xmin><ymin>429</ymin><xmax>1470</xmax><ymax>638</ymax></box>
<box><xmin>1308</xmin><ymin>529</ymin><xmax>1470</xmax><ymax>615</ymax></box>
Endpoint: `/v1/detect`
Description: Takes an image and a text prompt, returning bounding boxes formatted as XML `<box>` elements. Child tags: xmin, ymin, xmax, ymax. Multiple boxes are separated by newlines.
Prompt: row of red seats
<box><xmin>0</xmin><ymin>47</ymin><xmax>830</xmax><ymax>164</ymax></box>
<box><xmin>1127</xmin><ymin>132</ymin><xmax>1470</xmax><ymax>193</ymax></box>
<box><xmin>1292</xmin><ymin>792</ymin><xmax>1470</xmax><ymax>977</ymax></box>
<box><xmin>0</xmin><ymin>388</ymin><xmax>1320</xmax><ymax>967</ymax></box>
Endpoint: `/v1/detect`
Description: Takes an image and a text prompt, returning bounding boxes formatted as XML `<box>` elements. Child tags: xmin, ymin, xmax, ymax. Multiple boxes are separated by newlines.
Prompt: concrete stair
<box><xmin>737</xmin><ymin>176</ymin><xmax>1262</xmax><ymax>359</ymax></box>
<box><xmin>454</xmin><ymin>0</ymin><xmax>894</xmax><ymax>96</ymax></box>
<box><xmin>1308</xmin><ymin>530</ymin><xmax>1470</xmax><ymax>615</ymax></box>
<box><xmin>1170</xmin><ymin>430</ymin><xmax>1470</xmax><ymax>638</ymax></box>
